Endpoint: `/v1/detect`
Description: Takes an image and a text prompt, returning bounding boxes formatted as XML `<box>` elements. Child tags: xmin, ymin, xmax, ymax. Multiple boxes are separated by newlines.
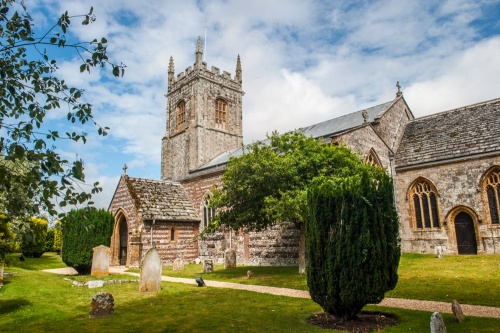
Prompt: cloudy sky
<box><xmin>23</xmin><ymin>0</ymin><xmax>500</xmax><ymax>211</ymax></box>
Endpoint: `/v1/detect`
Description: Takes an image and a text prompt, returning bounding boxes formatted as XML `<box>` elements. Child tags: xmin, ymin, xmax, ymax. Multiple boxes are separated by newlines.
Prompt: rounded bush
<box><xmin>21</xmin><ymin>217</ymin><xmax>48</xmax><ymax>258</ymax></box>
<box><xmin>61</xmin><ymin>207</ymin><xmax>114</xmax><ymax>274</ymax></box>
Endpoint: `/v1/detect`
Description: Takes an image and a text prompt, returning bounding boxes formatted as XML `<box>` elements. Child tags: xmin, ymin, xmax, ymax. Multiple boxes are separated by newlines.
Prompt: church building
<box><xmin>108</xmin><ymin>37</ymin><xmax>500</xmax><ymax>267</ymax></box>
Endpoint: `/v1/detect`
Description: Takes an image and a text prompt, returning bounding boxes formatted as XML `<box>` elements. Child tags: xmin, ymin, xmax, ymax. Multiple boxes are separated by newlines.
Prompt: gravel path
<box><xmin>45</xmin><ymin>266</ymin><xmax>499</xmax><ymax>319</ymax></box>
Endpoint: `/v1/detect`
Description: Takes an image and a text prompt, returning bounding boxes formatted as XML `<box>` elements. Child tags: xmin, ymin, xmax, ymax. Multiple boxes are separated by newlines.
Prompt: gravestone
<box><xmin>430</xmin><ymin>312</ymin><xmax>447</xmax><ymax>333</ymax></box>
<box><xmin>194</xmin><ymin>258</ymin><xmax>201</xmax><ymax>264</ymax></box>
<box><xmin>224</xmin><ymin>250</ymin><xmax>236</xmax><ymax>269</ymax></box>
<box><xmin>91</xmin><ymin>245</ymin><xmax>111</xmax><ymax>276</ymax></box>
<box><xmin>139</xmin><ymin>248</ymin><xmax>162</xmax><ymax>292</ymax></box>
<box><xmin>203</xmin><ymin>259</ymin><xmax>213</xmax><ymax>273</ymax></box>
<box><xmin>247</xmin><ymin>270</ymin><xmax>253</xmax><ymax>278</ymax></box>
<box><xmin>89</xmin><ymin>292</ymin><xmax>114</xmax><ymax>318</ymax></box>
<box><xmin>172</xmin><ymin>258</ymin><xmax>184</xmax><ymax>270</ymax></box>
<box><xmin>452</xmin><ymin>300</ymin><xmax>465</xmax><ymax>323</ymax></box>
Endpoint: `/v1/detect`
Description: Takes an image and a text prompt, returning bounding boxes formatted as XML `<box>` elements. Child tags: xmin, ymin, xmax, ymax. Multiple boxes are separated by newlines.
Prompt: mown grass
<box><xmin>156</xmin><ymin>253</ymin><xmax>500</xmax><ymax>307</ymax></box>
<box><xmin>1</xmin><ymin>253</ymin><xmax>500</xmax><ymax>332</ymax></box>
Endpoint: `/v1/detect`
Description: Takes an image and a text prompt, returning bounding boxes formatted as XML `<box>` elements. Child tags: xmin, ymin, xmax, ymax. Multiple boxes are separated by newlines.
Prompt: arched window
<box><xmin>170</xmin><ymin>227</ymin><xmax>177</xmax><ymax>242</ymax></box>
<box><xmin>175</xmin><ymin>100</ymin><xmax>186</xmax><ymax>130</ymax></box>
<box><xmin>409</xmin><ymin>179</ymin><xmax>440</xmax><ymax>229</ymax></box>
<box><xmin>215</xmin><ymin>99</ymin><xmax>228</xmax><ymax>128</ymax></box>
<box><xmin>365</xmin><ymin>148</ymin><xmax>382</xmax><ymax>168</ymax></box>
<box><xmin>202</xmin><ymin>195</ymin><xmax>216</xmax><ymax>230</ymax></box>
<box><xmin>484</xmin><ymin>168</ymin><xmax>500</xmax><ymax>225</ymax></box>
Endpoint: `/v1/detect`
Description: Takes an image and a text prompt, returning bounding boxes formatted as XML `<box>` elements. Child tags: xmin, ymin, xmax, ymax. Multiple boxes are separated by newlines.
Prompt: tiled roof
<box><xmin>395</xmin><ymin>98</ymin><xmax>500</xmax><ymax>169</ymax></box>
<box><xmin>125</xmin><ymin>176</ymin><xmax>199</xmax><ymax>221</ymax></box>
<box><xmin>192</xmin><ymin>100</ymin><xmax>395</xmax><ymax>172</ymax></box>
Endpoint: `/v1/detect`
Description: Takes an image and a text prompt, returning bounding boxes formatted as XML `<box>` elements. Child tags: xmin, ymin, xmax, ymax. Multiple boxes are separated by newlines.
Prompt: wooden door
<box><xmin>454</xmin><ymin>212</ymin><xmax>477</xmax><ymax>254</ymax></box>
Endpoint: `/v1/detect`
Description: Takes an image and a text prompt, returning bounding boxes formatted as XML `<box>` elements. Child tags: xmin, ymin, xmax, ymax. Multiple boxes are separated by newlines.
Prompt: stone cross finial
<box><xmin>396</xmin><ymin>81</ymin><xmax>403</xmax><ymax>97</ymax></box>
<box><xmin>123</xmin><ymin>164</ymin><xmax>128</xmax><ymax>175</ymax></box>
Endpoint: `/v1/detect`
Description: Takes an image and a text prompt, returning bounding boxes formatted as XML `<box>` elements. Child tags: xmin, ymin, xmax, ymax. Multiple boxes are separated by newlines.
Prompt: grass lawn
<box><xmin>1</xmin><ymin>253</ymin><xmax>499</xmax><ymax>332</ymax></box>
<box><xmin>157</xmin><ymin>253</ymin><xmax>500</xmax><ymax>307</ymax></box>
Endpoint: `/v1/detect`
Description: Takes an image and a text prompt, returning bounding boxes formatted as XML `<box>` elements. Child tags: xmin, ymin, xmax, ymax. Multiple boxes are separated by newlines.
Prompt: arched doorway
<box><xmin>454</xmin><ymin>212</ymin><xmax>477</xmax><ymax>254</ymax></box>
<box><xmin>119</xmin><ymin>218</ymin><xmax>128</xmax><ymax>265</ymax></box>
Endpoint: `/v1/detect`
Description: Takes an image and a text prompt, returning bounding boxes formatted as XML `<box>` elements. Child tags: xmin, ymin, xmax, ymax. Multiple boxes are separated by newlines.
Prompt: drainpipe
<box><xmin>150</xmin><ymin>219</ymin><xmax>156</xmax><ymax>248</ymax></box>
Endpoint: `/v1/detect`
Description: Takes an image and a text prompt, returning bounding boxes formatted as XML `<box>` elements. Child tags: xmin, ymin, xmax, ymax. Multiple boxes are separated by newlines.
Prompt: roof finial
<box><xmin>235</xmin><ymin>54</ymin><xmax>242</xmax><ymax>84</ymax></box>
<box><xmin>362</xmin><ymin>110</ymin><xmax>368</xmax><ymax>123</ymax></box>
<box><xmin>195</xmin><ymin>36</ymin><xmax>203</xmax><ymax>68</ymax></box>
<box><xmin>396</xmin><ymin>81</ymin><xmax>402</xmax><ymax>97</ymax></box>
<box><xmin>123</xmin><ymin>164</ymin><xmax>128</xmax><ymax>175</ymax></box>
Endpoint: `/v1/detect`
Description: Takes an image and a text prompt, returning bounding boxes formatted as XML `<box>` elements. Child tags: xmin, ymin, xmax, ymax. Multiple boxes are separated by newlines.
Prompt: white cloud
<box><xmin>19</xmin><ymin>0</ymin><xmax>499</xmax><ymax>215</ymax></box>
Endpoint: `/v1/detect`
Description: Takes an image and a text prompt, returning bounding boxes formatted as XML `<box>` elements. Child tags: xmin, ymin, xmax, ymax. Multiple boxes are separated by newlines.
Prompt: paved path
<box><xmin>45</xmin><ymin>266</ymin><xmax>500</xmax><ymax>319</ymax></box>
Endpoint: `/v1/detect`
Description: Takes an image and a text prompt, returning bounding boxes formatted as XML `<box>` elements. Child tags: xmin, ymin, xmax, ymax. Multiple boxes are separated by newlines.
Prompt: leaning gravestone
<box><xmin>89</xmin><ymin>292</ymin><xmax>114</xmax><ymax>319</ymax></box>
<box><xmin>203</xmin><ymin>259</ymin><xmax>213</xmax><ymax>273</ymax></box>
<box><xmin>172</xmin><ymin>258</ymin><xmax>184</xmax><ymax>270</ymax></box>
<box><xmin>91</xmin><ymin>245</ymin><xmax>111</xmax><ymax>276</ymax></box>
<box><xmin>430</xmin><ymin>312</ymin><xmax>447</xmax><ymax>333</ymax></box>
<box><xmin>224</xmin><ymin>250</ymin><xmax>236</xmax><ymax>269</ymax></box>
<box><xmin>139</xmin><ymin>248</ymin><xmax>162</xmax><ymax>292</ymax></box>
<box><xmin>452</xmin><ymin>300</ymin><xmax>465</xmax><ymax>323</ymax></box>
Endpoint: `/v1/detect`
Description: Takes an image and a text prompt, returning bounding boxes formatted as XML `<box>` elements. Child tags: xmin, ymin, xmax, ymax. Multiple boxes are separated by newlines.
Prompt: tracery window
<box><xmin>410</xmin><ymin>179</ymin><xmax>440</xmax><ymax>229</ymax></box>
<box><xmin>365</xmin><ymin>148</ymin><xmax>382</xmax><ymax>168</ymax></box>
<box><xmin>202</xmin><ymin>195</ymin><xmax>216</xmax><ymax>230</ymax></box>
<box><xmin>215</xmin><ymin>99</ymin><xmax>228</xmax><ymax>127</ymax></box>
<box><xmin>175</xmin><ymin>100</ymin><xmax>186</xmax><ymax>130</ymax></box>
<box><xmin>484</xmin><ymin>168</ymin><xmax>500</xmax><ymax>225</ymax></box>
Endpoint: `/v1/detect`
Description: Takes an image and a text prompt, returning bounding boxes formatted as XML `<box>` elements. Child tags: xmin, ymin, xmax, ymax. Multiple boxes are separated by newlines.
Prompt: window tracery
<box><xmin>484</xmin><ymin>168</ymin><xmax>500</xmax><ymax>225</ymax></box>
<box><xmin>175</xmin><ymin>100</ymin><xmax>186</xmax><ymax>130</ymax></box>
<box><xmin>215</xmin><ymin>99</ymin><xmax>228</xmax><ymax>128</ymax></box>
<box><xmin>202</xmin><ymin>195</ymin><xmax>216</xmax><ymax>230</ymax></box>
<box><xmin>365</xmin><ymin>148</ymin><xmax>382</xmax><ymax>168</ymax></box>
<box><xmin>409</xmin><ymin>179</ymin><xmax>440</xmax><ymax>229</ymax></box>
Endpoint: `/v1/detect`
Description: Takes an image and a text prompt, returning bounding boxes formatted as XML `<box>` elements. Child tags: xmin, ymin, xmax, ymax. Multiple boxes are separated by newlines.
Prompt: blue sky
<box><xmin>20</xmin><ymin>0</ymin><xmax>500</xmax><ymax>212</ymax></box>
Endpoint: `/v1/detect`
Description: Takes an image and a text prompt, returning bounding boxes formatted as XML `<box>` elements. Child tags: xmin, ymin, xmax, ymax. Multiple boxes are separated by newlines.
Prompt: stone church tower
<box><xmin>161</xmin><ymin>37</ymin><xmax>244</xmax><ymax>180</ymax></box>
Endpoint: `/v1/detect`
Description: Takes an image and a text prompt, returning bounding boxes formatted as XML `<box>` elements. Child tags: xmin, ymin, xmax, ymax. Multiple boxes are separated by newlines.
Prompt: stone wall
<box><xmin>140</xmin><ymin>221</ymin><xmax>199</xmax><ymax>265</ymax></box>
<box><xmin>372</xmin><ymin>97</ymin><xmax>413</xmax><ymax>152</ymax></box>
<box><xmin>395</xmin><ymin>155</ymin><xmax>500</xmax><ymax>254</ymax></box>
<box><xmin>337</xmin><ymin>124</ymin><xmax>392</xmax><ymax>170</ymax></box>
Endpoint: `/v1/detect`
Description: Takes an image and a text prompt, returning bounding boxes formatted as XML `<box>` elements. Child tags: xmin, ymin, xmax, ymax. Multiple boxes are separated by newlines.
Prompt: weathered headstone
<box><xmin>194</xmin><ymin>258</ymin><xmax>201</xmax><ymax>264</ymax></box>
<box><xmin>224</xmin><ymin>250</ymin><xmax>237</xmax><ymax>269</ymax></box>
<box><xmin>203</xmin><ymin>259</ymin><xmax>213</xmax><ymax>273</ymax></box>
<box><xmin>89</xmin><ymin>292</ymin><xmax>114</xmax><ymax>319</ymax></box>
<box><xmin>139</xmin><ymin>248</ymin><xmax>162</xmax><ymax>292</ymax></box>
<box><xmin>91</xmin><ymin>245</ymin><xmax>111</xmax><ymax>276</ymax></box>
<box><xmin>172</xmin><ymin>258</ymin><xmax>184</xmax><ymax>270</ymax></box>
<box><xmin>430</xmin><ymin>312</ymin><xmax>447</xmax><ymax>333</ymax></box>
<box><xmin>437</xmin><ymin>246</ymin><xmax>443</xmax><ymax>258</ymax></box>
<box><xmin>247</xmin><ymin>270</ymin><xmax>253</xmax><ymax>278</ymax></box>
<box><xmin>452</xmin><ymin>300</ymin><xmax>465</xmax><ymax>323</ymax></box>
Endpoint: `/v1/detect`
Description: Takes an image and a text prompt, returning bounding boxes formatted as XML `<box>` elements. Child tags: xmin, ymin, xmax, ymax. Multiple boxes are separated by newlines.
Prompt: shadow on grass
<box><xmin>0</xmin><ymin>298</ymin><xmax>31</xmax><ymax>315</ymax></box>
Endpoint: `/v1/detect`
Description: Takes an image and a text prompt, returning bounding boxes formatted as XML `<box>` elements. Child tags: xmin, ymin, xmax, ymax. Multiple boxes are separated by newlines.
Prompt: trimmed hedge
<box><xmin>21</xmin><ymin>217</ymin><xmax>48</xmax><ymax>258</ymax></box>
<box><xmin>306</xmin><ymin>170</ymin><xmax>400</xmax><ymax>321</ymax></box>
<box><xmin>61</xmin><ymin>207</ymin><xmax>114</xmax><ymax>274</ymax></box>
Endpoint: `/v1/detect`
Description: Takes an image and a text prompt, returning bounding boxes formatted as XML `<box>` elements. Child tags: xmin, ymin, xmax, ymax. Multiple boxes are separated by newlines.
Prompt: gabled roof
<box><xmin>190</xmin><ymin>99</ymin><xmax>396</xmax><ymax>173</ymax></box>
<box><xmin>395</xmin><ymin>98</ymin><xmax>500</xmax><ymax>169</ymax></box>
<box><xmin>124</xmin><ymin>176</ymin><xmax>199</xmax><ymax>221</ymax></box>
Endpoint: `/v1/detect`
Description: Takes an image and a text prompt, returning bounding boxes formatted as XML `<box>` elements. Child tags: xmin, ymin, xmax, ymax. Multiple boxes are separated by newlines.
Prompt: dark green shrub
<box><xmin>45</xmin><ymin>228</ymin><xmax>55</xmax><ymax>252</ymax></box>
<box><xmin>62</xmin><ymin>207</ymin><xmax>114</xmax><ymax>274</ymax></box>
<box><xmin>53</xmin><ymin>221</ymin><xmax>62</xmax><ymax>254</ymax></box>
<box><xmin>306</xmin><ymin>169</ymin><xmax>400</xmax><ymax>321</ymax></box>
<box><xmin>21</xmin><ymin>217</ymin><xmax>48</xmax><ymax>258</ymax></box>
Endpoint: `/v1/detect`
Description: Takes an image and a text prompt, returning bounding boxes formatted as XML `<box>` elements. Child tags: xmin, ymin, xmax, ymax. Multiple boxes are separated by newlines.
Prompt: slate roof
<box><xmin>124</xmin><ymin>176</ymin><xmax>199</xmax><ymax>221</ymax></box>
<box><xmin>192</xmin><ymin>99</ymin><xmax>396</xmax><ymax>173</ymax></box>
<box><xmin>395</xmin><ymin>98</ymin><xmax>500</xmax><ymax>169</ymax></box>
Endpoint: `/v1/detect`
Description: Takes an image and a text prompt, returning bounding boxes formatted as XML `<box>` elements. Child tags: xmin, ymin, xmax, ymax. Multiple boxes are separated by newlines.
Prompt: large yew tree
<box><xmin>208</xmin><ymin>131</ymin><xmax>369</xmax><ymax>273</ymax></box>
<box><xmin>306</xmin><ymin>169</ymin><xmax>400</xmax><ymax>321</ymax></box>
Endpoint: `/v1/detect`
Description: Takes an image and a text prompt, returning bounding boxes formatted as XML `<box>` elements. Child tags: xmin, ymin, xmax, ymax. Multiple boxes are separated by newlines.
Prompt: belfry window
<box><xmin>202</xmin><ymin>195</ymin><xmax>216</xmax><ymax>230</ymax></box>
<box><xmin>176</xmin><ymin>100</ymin><xmax>186</xmax><ymax>130</ymax></box>
<box><xmin>215</xmin><ymin>99</ymin><xmax>228</xmax><ymax>127</ymax></box>
<box><xmin>484</xmin><ymin>168</ymin><xmax>500</xmax><ymax>225</ymax></box>
<box><xmin>410</xmin><ymin>179</ymin><xmax>440</xmax><ymax>229</ymax></box>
